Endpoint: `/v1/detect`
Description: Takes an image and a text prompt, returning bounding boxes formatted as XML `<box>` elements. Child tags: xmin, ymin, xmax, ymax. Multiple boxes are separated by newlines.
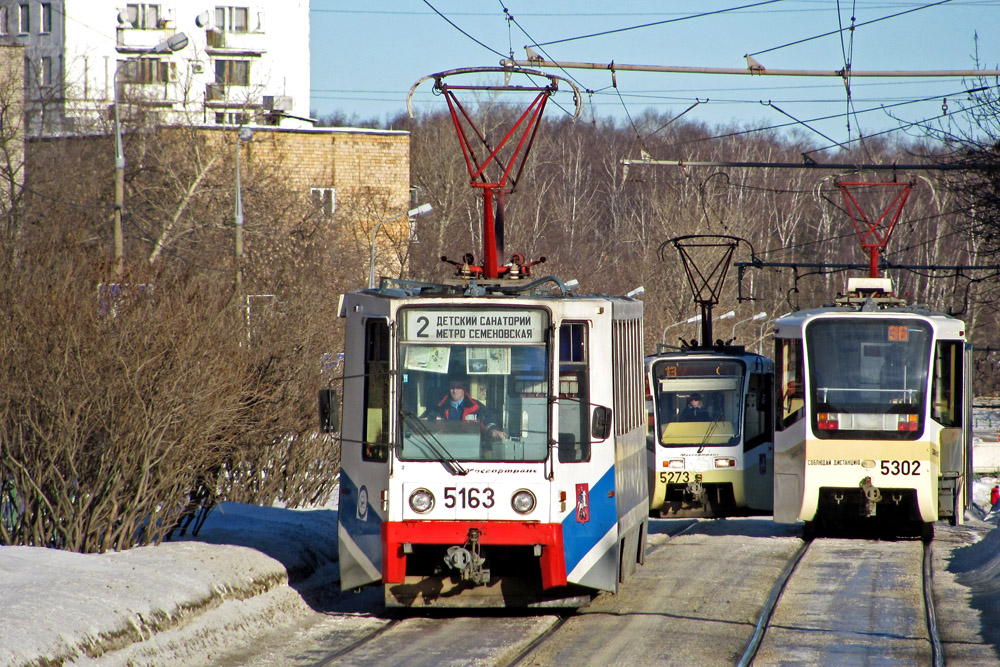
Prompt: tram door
<box><xmin>743</xmin><ymin>367</ymin><xmax>774</xmax><ymax>510</ymax></box>
<box><xmin>338</xmin><ymin>315</ymin><xmax>392</xmax><ymax>589</ymax></box>
<box><xmin>932</xmin><ymin>337</ymin><xmax>968</xmax><ymax>525</ymax></box>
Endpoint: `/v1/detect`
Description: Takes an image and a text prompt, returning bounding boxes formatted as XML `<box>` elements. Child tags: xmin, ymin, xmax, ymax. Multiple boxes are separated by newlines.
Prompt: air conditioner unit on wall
<box><xmin>263</xmin><ymin>95</ymin><xmax>292</xmax><ymax>112</ymax></box>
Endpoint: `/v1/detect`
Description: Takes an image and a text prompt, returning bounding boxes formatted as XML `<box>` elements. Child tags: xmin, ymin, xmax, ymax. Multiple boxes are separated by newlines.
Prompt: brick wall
<box><xmin>181</xmin><ymin>125</ymin><xmax>411</xmax><ymax>208</ymax></box>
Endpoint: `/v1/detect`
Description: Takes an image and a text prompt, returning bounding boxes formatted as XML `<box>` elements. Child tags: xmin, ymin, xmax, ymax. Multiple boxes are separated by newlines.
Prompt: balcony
<box><xmin>204</xmin><ymin>29</ymin><xmax>266</xmax><ymax>56</ymax></box>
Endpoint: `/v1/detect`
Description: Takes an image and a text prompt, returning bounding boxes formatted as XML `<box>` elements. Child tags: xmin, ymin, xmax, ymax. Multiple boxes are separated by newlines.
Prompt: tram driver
<box><xmin>680</xmin><ymin>393</ymin><xmax>713</xmax><ymax>421</ymax></box>
<box><xmin>425</xmin><ymin>378</ymin><xmax>507</xmax><ymax>442</ymax></box>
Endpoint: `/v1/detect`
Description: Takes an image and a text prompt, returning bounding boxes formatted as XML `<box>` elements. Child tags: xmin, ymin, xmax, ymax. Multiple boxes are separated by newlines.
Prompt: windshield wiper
<box><xmin>402</xmin><ymin>410</ymin><xmax>468</xmax><ymax>476</ymax></box>
<box><xmin>697</xmin><ymin>411</ymin><xmax>728</xmax><ymax>454</ymax></box>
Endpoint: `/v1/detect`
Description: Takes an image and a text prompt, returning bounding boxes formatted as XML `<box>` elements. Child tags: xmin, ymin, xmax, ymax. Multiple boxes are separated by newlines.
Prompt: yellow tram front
<box><xmin>773</xmin><ymin>309</ymin><xmax>969</xmax><ymax>535</ymax></box>
<box><xmin>646</xmin><ymin>353</ymin><xmax>773</xmax><ymax>516</ymax></box>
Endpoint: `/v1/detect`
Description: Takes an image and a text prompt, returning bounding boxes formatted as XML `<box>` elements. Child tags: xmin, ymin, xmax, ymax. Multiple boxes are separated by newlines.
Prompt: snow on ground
<box><xmin>1</xmin><ymin>497</ymin><xmax>342</xmax><ymax>667</ymax></box>
<box><xmin>4</xmin><ymin>480</ymin><xmax>1000</xmax><ymax>666</ymax></box>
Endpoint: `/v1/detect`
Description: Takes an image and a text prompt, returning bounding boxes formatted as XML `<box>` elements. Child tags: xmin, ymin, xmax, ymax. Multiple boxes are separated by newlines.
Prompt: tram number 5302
<box><xmin>880</xmin><ymin>460</ymin><xmax>921</xmax><ymax>476</ymax></box>
<box><xmin>444</xmin><ymin>486</ymin><xmax>496</xmax><ymax>509</ymax></box>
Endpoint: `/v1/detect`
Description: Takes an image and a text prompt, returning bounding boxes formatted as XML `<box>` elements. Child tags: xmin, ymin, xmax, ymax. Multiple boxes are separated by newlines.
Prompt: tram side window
<box><xmin>931</xmin><ymin>341</ymin><xmax>963</xmax><ymax>427</ymax></box>
<box><xmin>363</xmin><ymin>320</ymin><xmax>390</xmax><ymax>462</ymax></box>
<box><xmin>558</xmin><ymin>322</ymin><xmax>590</xmax><ymax>463</ymax></box>
<box><xmin>775</xmin><ymin>338</ymin><xmax>804</xmax><ymax>430</ymax></box>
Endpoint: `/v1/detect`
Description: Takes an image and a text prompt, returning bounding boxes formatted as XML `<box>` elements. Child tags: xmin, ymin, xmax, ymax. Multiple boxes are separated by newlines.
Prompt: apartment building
<box><xmin>0</xmin><ymin>0</ymin><xmax>311</xmax><ymax>135</ymax></box>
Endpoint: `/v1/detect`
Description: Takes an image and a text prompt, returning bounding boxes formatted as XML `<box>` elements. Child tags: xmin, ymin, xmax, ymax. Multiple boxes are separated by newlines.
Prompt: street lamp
<box><xmin>369</xmin><ymin>203</ymin><xmax>433</xmax><ymax>288</ymax></box>
<box><xmin>757</xmin><ymin>318</ymin><xmax>774</xmax><ymax>355</ymax></box>
<box><xmin>234</xmin><ymin>126</ymin><xmax>253</xmax><ymax>291</ymax></box>
<box><xmin>113</xmin><ymin>33</ymin><xmax>189</xmax><ymax>278</ymax></box>
<box><xmin>731</xmin><ymin>311</ymin><xmax>767</xmax><ymax>342</ymax></box>
<box><xmin>662</xmin><ymin>314</ymin><xmax>701</xmax><ymax>345</ymax></box>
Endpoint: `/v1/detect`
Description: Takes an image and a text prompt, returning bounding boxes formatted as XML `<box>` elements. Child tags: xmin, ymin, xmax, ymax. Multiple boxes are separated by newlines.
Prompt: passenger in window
<box><xmin>425</xmin><ymin>378</ymin><xmax>507</xmax><ymax>440</ymax></box>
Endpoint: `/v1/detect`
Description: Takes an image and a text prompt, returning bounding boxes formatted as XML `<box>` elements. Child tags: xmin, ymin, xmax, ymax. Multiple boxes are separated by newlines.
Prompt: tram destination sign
<box><xmin>402</xmin><ymin>308</ymin><xmax>547</xmax><ymax>343</ymax></box>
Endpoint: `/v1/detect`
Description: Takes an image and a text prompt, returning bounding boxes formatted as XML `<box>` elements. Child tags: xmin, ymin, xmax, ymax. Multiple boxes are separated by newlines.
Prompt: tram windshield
<box><xmin>650</xmin><ymin>358</ymin><xmax>745</xmax><ymax>448</ymax></box>
<box><xmin>397</xmin><ymin>308</ymin><xmax>550</xmax><ymax>463</ymax></box>
<box><xmin>805</xmin><ymin>318</ymin><xmax>932</xmax><ymax>440</ymax></box>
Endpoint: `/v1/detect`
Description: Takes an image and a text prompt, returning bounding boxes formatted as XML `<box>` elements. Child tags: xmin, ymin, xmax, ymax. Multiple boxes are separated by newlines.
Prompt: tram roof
<box><xmin>773</xmin><ymin>304</ymin><xmax>966</xmax><ymax>338</ymax></box>
<box><xmin>339</xmin><ymin>278</ymin><xmax>644</xmax><ymax>318</ymax></box>
<box><xmin>352</xmin><ymin>277</ymin><xmax>640</xmax><ymax>304</ymax></box>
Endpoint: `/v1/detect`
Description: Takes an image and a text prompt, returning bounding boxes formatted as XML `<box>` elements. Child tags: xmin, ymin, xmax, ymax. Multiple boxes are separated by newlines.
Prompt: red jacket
<box><xmin>436</xmin><ymin>394</ymin><xmax>482</xmax><ymax>421</ymax></box>
<box><xmin>991</xmin><ymin>486</ymin><xmax>999</xmax><ymax>506</ymax></box>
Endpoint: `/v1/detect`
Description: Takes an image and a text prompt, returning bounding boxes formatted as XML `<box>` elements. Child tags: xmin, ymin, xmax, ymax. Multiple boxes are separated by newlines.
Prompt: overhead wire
<box><xmin>746</xmin><ymin>0</ymin><xmax>956</xmax><ymax>57</ymax></box>
<box><xmin>663</xmin><ymin>83</ymin><xmax>998</xmax><ymax>153</ymax></box>
<box><xmin>496</xmin><ymin>2</ymin><xmax>588</xmax><ymax>119</ymax></box>
<box><xmin>528</xmin><ymin>0</ymin><xmax>785</xmax><ymax>48</ymax></box>
<box><xmin>419</xmin><ymin>0</ymin><xmax>507</xmax><ymax>59</ymax></box>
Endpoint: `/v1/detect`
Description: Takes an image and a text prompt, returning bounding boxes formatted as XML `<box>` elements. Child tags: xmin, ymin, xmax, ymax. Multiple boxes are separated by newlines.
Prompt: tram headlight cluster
<box><xmin>714</xmin><ymin>458</ymin><xmax>737</xmax><ymax>468</ymax></box>
<box><xmin>409</xmin><ymin>488</ymin><xmax>435</xmax><ymax>513</ymax></box>
<box><xmin>512</xmin><ymin>489</ymin><xmax>536</xmax><ymax>514</ymax></box>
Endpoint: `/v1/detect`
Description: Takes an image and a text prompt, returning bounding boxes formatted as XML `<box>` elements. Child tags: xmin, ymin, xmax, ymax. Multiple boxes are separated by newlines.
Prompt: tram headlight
<box><xmin>408</xmin><ymin>488</ymin><xmax>435</xmax><ymax>514</ymax></box>
<box><xmin>511</xmin><ymin>489</ymin><xmax>537</xmax><ymax>514</ymax></box>
<box><xmin>714</xmin><ymin>458</ymin><xmax>737</xmax><ymax>468</ymax></box>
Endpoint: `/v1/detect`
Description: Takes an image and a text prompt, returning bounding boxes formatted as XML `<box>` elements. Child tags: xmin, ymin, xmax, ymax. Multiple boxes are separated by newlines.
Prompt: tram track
<box><xmin>644</xmin><ymin>517</ymin><xmax>701</xmax><ymax>557</ymax></box>
<box><xmin>740</xmin><ymin>535</ymin><xmax>943</xmax><ymax>665</ymax></box>
<box><xmin>737</xmin><ymin>537</ymin><xmax>811</xmax><ymax>666</ymax></box>
<box><xmin>923</xmin><ymin>540</ymin><xmax>944</xmax><ymax>667</ymax></box>
<box><xmin>503</xmin><ymin>615</ymin><xmax>573</xmax><ymax>667</ymax></box>
<box><xmin>217</xmin><ymin>520</ymin><xmax>975</xmax><ymax>666</ymax></box>
<box><xmin>314</xmin><ymin>617</ymin><xmax>402</xmax><ymax>666</ymax></box>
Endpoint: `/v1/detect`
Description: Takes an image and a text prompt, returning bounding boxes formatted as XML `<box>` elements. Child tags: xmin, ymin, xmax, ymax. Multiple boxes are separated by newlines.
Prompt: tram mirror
<box><xmin>319</xmin><ymin>389</ymin><xmax>339</xmax><ymax>433</ymax></box>
<box><xmin>591</xmin><ymin>406</ymin><xmax>612</xmax><ymax>440</ymax></box>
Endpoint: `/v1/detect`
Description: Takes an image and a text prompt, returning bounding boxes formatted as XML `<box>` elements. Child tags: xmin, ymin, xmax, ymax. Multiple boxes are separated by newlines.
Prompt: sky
<box><xmin>309</xmin><ymin>1</ymin><xmax>1000</xmax><ymax>154</ymax></box>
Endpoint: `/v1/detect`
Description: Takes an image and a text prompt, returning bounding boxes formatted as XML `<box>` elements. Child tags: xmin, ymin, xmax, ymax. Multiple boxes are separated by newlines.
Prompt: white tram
<box><xmin>772</xmin><ymin>278</ymin><xmax>972</xmax><ymax>537</ymax></box>
<box><xmin>645</xmin><ymin>347</ymin><xmax>774</xmax><ymax>516</ymax></box>
<box><xmin>333</xmin><ymin>279</ymin><xmax>648</xmax><ymax>607</ymax></box>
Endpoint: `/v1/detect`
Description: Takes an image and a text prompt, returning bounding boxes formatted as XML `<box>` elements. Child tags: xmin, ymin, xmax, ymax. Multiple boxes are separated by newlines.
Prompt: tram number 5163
<box><xmin>444</xmin><ymin>486</ymin><xmax>496</xmax><ymax>509</ymax></box>
<box><xmin>880</xmin><ymin>460</ymin><xmax>921</xmax><ymax>476</ymax></box>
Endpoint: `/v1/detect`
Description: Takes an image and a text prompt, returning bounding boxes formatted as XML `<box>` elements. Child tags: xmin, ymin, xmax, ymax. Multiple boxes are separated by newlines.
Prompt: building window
<box><xmin>0</xmin><ymin>7</ymin><xmax>8</xmax><ymax>35</ymax></box>
<box><xmin>126</xmin><ymin>4</ymin><xmax>160</xmax><ymax>30</ymax></box>
<box><xmin>215</xmin><ymin>6</ymin><xmax>248</xmax><ymax>32</ymax></box>
<box><xmin>215</xmin><ymin>111</ymin><xmax>249</xmax><ymax>125</ymax></box>
<box><xmin>40</xmin><ymin>3</ymin><xmax>50</xmax><ymax>33</ymax></box>
<box><xmin>135</xmin><ymin>58</ymin><xmax>170</xmax><ymax>83</ymax></box>
<box><xmin>215</xmin><ymin>59</ymin><xmax>248</xmax><ymax>86</ymax></box>
<box><xmin>18</xmin><ymin>4</ymin><xmax>29</xmax><ymax>34</ymax></box>
<box><xmin>311</xmin><ymin>188</ymin><xmax>335</xmax><ymax>221</ymax></box>
<box><xmin>120</xmin><ymin>58</ymin><xmax>170</xmax><ymax>84</ymax></box>
<box><xmin>40</xmin><ymin>56</ymin><xmax>51</xmax><ymax>86</ymax></box>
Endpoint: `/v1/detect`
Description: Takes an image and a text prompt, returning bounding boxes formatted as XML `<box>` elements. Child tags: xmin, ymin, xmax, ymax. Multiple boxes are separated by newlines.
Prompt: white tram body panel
<box><xmin>772</xmin><ymin>305</ymin><xmax>971</xmax><ymax>530</ymax></box>
<box><xmin>336</xmin><ymin>286</ymin><xmax>647</xmax><ymax>607</ymax></box>
<box><xmin>644</xmin><ymin>350</ymin><xmax>774</xmax><ymax>516</ymax></box>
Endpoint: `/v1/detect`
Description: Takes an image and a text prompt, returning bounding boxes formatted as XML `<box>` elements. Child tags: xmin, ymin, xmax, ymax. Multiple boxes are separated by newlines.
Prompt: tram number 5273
<box><xmin>658</xmin><ymin>471</ymin><xmax>692</xmax><ymax>484</ymax></box>
<box><xmin>880</xmin><ymin>460</ymin><xmax>921</xmax><ymax>476</ymax></box>
<box><xmin>444</xmin><ymin>486</ymin><xmax>496</xmax><ymax>509</ymax></box>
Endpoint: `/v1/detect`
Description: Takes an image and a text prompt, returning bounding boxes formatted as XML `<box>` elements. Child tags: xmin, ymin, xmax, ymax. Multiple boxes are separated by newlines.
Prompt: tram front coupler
<box><xmin>687</xmin><ymin>479</ymin><xmax>707</xmax><ymax>506</ymax></box>
<box><xmin>443</xmin><ymin>528</ymin><xmax>490</xmax><ymax>585</ymax></box>
<box><xmin>859</xmin><ymin>476</ymin><xmax>882</xmax><ymax>517</ymax></box>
